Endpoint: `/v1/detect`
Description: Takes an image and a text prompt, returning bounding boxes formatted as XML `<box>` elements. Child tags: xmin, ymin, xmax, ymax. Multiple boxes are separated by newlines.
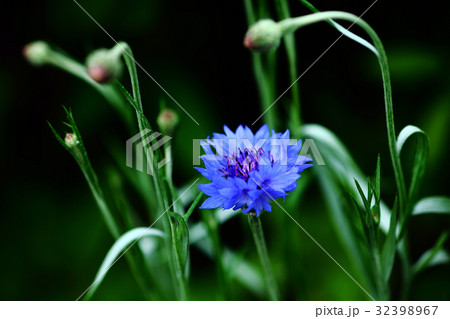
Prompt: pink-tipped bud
<box><xmin>86</xmin><ymin>48</ymin><xmax>122</xmax><ymax>84</ymax></box>
<box><xmin>23</xmin><ymin>41</ymin><xmax>51</xmax><ymax>66</ymax></box>
<box><xmin>157</xmin><ymin>109</ymin><xmax>179</xmax><ymax>134</ymax></box>
<box><xmin>244</xmin><ymin>20</ymin><xmax>282</xmax><ymax>52</ymax></box>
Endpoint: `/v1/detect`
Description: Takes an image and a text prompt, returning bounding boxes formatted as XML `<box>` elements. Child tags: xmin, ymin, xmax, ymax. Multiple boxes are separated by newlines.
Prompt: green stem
<box><xmin>118</xmin><ymin>42</ymin><xmax>189</xmax><ymax>300</ymax></box>
<box><xmin>51</xmin><ymin>111</ymin><xmax>155</xmax><ymax>300</ymax></box>
<box><xmin>279</xmin><ymin>11</ymin><xmax>407</xmax><ymax>219</ymax></box>
<box><xmin>248</xmin><ymin>214</ymin><xmax>279</xmax><ymax>300</ymax></box>
<box><xmin>184</xmin><ymin>192</ymin><xmax>205</xmax><ymax>222</ymax></box>
<box><xmin>244</xmin><ymin>0</ymin><xmax>278</xmax><ymax>129</ymax></box>
<box><xmin>276</xmin><ymin>0</ymin><xmax>302</xmax><ymax>131</ymax></box>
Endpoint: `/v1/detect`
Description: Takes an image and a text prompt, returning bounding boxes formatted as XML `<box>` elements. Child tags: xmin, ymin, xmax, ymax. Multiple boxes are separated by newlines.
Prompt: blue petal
<box><xmin>198</xmin><ymin>183</ymin><xmax>219</xmax><ymax>196</ymax></box>
<box><xmin>200</xmin><ymin>196</ymin><xmax>224</xmax><ymax>209</ymax></box>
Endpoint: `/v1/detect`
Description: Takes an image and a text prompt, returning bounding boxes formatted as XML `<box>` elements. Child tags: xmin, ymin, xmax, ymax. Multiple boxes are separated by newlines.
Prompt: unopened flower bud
<box><xmin>65</xmin><ymin>133</ymin><xmax>79</xmax><ymax>148</ymax></box>
<box><xmin>244</xmin><ymin>19</ymin><xmax>282</xmax><ymax>52</ymax></box>
<box><xmin>157</xmin><ymin>109</ymin><xmax>179</xmax><ymax>134</ymax></box>
<box><xmin>23</xmin><ymin>41</ymin><xmax>51</xmax><ymax>66</ymax></box>
<box><xmin>86</xmin><ymin>47</ymin><xmax>123</xmax><ymax>84</ymax></box>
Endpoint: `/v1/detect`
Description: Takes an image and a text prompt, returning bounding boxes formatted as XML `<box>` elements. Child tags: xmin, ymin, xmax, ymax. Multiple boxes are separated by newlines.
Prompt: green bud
<box><xmin>64</xmin><ymin>133</ymin><xmax>79</xmax><ymax>148</ymax></box>
<box><xmin>86</xmin><ymin>47</ymin><xmax>123</xmax><ymax>84</ymax></box>
<box><xmin>23</xmin><ymin>41</ymin><xmax>51</xmax><ymax>66</ymax></box>
<box><xmin>157</xmin><ymin>109</ymin><xmax>179</xmax><ymax>134</ymax></box>
<box><xmin>244</xmin><ymin>19</ymin><xmax>282</xmax><ymax>52</ymax></box>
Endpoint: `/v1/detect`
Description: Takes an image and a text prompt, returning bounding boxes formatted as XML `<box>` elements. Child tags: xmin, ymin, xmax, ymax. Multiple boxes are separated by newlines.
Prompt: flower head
<box><xmin>195</xmin><ymin>125</ymin><xmax>312</xmax><ymax>216</ymax></box>
<box><xmin>244</xmin><ymin>19</ymin><xmax>282</xmax><ymax>52</ymax></box>
<box><xmin>64</xmin><ymin>133</ymin><xmax>79</xmax><ymax>148</ymax></box>
<box><xmin>86</xmin><ymin>47</ymin><xmax>123</xmax><ymax>84</ymax></box>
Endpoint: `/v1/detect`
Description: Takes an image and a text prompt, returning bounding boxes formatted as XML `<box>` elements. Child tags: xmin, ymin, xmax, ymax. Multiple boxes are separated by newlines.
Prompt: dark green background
<box><xmin>1</xmin><ymin>0</ymin><xmax>449</xmax><ymax>300</ymax></box>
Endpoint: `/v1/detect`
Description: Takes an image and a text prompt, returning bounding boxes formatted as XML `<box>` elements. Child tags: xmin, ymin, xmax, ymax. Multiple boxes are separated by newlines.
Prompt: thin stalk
<box><xmin>278</xmin><ymin>11</ymin><xmax>408</xmax><ymax>220</ymax></box>
<box><xmin>275</xmin><ymin>0</ymin><xmax>302</xmax><ymax>130</ymax></box>
<box><xmin>50</xmin><ymin>112</ymin><xmax>154</xmax><ymax>300</ymax></box>
<box><xmin>164</xmin><ymin>144</ymin><xmax>183</xmax><ymax>214</ymax></box>
<box><xmin>117</xmin><ymin>42</ymin><xmax>169</xmax><ymax>211</ymax></box>
<box><xmin>118</xmin><ymin>42</ymin><xmax>188</xmax><ymax>300</ymax></box>
<box><xmin>244</xmin><ymin>0</ymin><xmax>278</xmax><ymax>129</ymax></box>
<box><xmin>252</xmin><ymin>54</ymin><xmax>277</xmax><ymax>128</ymax></box>
<box><xmin>184</xmin><ymin>192</ymin><xmax>205</xmax><ymax>222</ymax></box>
<box><xmin>248</xmin><ymin>213</ymin><xmax>279</xmax><ymax>300</ymax></box>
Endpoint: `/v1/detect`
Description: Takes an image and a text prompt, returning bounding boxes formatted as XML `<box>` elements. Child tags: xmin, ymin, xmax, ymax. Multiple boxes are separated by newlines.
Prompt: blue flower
<box><xmin>195</xmin><ymin>124</ymin><xmax>313</xmax><ymax>216</ymax></box>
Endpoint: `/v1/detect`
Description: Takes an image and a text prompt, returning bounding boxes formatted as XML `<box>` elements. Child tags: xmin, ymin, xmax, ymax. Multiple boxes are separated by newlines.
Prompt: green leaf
<box><xmin>350</xmin><ymin>194</ymin><xmax>372</xmax><ymax>247</ymax></box>
<box><xmin>374</xmin><ymin>154</ymin><xmax>381</xmax><ymax>203</ymax></box>
<box><xmin>412</xmin><ymin>232</ymin><xmax>449</xmax><ymax>275</ymax></box>
<box><xmin>380</xmin><ymin>197</ymin><xmax>398</xmax><ymax>282</ymax></box>
<box><xmin>354</xmin><ymin>179</ymin><xmax>378</xmax><ymax>245</ymax></box>
<box><xmin>84</xmin><ymin>227</ymin><xmax>165</xmax><ymax>300</ymax></box>
<box><xmin>413</xmin><ymin>196</ymin><xmax>450</xmax><ymax>215</ymax></box>
<box><xmin>169</xmin><ymin>212</ymin><xmax>190</xmax><ymax>274</ymax></box>
<box><xmin>396</xmin><ymin>125</ymin><xmax>430</xmax><ymax>206</ymax></box>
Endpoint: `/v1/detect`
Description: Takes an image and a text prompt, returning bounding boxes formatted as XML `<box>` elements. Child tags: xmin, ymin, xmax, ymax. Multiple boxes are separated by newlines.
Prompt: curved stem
<box><xmin>279</xmin><ymin>11</ymin><xmax>407</xmax><ymax>217</ymax></box>
<box><xmin>248</xmin><ymin>214</ymin><xmax>279</xmax><ymax>300</ymax></box>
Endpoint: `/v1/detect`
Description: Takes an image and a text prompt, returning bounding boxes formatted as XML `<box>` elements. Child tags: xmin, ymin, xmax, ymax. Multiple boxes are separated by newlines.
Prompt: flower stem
<box><xmin>275</xmin><ymin>0</ymin><xmax>302</xmax><ymax>130</ymax></box>
<box><xmin>243</xmin><ymin>0</ymin><xmax>279</xmax><ymax>129</ymax></box>
<box><xmin>184</xmin><ymin>192</ymin><xmax>205</xmax><ymax>222</ymax></box>
<box><xmin>118</xmin><ymin>42</ymin><xmax>188</xmax><ymax>300</ymax></box>
<box><xmin>279</xmin><ymin>11</ymin><xmax>408</xmax><ymax>218</ymax></box>
<box><xmin>248</xmin><ymin>213</ymin><xmax>279</xmax><ymax>300</ymax></box>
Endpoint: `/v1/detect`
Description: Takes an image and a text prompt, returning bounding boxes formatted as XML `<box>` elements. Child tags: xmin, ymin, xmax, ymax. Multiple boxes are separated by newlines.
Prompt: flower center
<box><xmin>219</xmin><ymin>147</ymin><xmax>272</xmax><ymax>181</ymax></box>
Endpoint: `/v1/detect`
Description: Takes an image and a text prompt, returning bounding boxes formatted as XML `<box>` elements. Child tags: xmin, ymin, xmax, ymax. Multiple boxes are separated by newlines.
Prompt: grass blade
<box><xmin>412</xmin><ymin>232</ymin><xmax>449</xmax><ymax>275</ymax></box>
<box><xmin>84</xmin><ymin>227</ymin><xmax>165</xmax><ymax>300</ymax></box>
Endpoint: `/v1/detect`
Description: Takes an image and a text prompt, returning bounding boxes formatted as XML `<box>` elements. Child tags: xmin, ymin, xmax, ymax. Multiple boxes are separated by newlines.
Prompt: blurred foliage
<box><xmin>1</xmin><ymin>0</ymin><xmax>449</xmax><ymax>300</ymax></box>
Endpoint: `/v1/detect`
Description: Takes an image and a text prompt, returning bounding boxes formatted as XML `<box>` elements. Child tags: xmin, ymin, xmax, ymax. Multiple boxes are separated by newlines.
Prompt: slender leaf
<box><xmin>412</xmin><ymin>232</ymin><xmax>449</xmax><ymax>275</ymax></box>
<box><xmin>169</xmin><ymin>212</ymin><xmax>190</xmax><ymax>271</ymax></box>
<box><xmin>380</xmin><ymin>198</ymin><xmax>398</xmax><ymax>282</ymax></box>
<box><xmin>374</xmin><ymin>154</ymin><xmax>381</xmax><ymax>203</ymax></box>
<box><xmin>84</xmin><ymin>227</ymin><xmax>165</xmax><ymax>300</ymax></box>
<box><xmin>350</xmin><ymin>194</ymin><xmax>372</xmax><ymax>249</ymax></box>
<box><xmin>396</xmin><ymin>125</ymin><xmax>430</xmax><ymax>206</ymax></box>
<box><xmin>413</xmin><ymin>196</ymin><xmax>450</xmax><ymax>215</ymax></box>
